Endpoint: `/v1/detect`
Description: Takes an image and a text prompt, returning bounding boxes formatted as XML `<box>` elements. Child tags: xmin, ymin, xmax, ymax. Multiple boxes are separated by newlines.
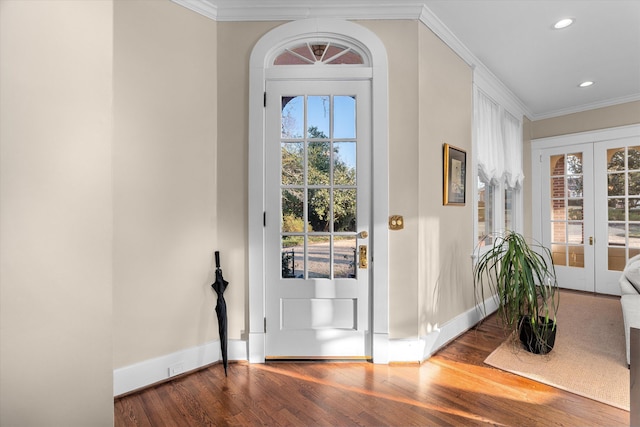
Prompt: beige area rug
<box><xmin>484</xmin><ymin>291</ymin><xmax>630</xmax><ymax>411</ymax></box>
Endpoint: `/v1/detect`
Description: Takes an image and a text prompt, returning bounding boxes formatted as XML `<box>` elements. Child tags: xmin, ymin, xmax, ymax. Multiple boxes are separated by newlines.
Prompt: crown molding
<box><xmin>530</xmin><ymin>93</ymin><xmax>640</xmax><ymax>121</ymax></box>
<box><xmin>171</xmin><ymin>0</ymin><xmax>218</xmax><ymax>20</ymax></box>
<box><xmin>173</xmin><ymin>0</ymin><xmax>426</xmax><ymax>21</ymax></box>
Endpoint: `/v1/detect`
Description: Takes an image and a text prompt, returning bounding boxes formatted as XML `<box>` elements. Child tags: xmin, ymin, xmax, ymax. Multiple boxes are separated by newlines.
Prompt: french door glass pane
<box><xmin>606</xmin><ymin>146</ymin><xmax>640</xmax><ymax>269</ymax></box>
<box><xmin>549</xmin><ymin>151</ymin><xmax>585</xmax><ymax>268</ymax></box>
<box><xmin>629</xmin><ymin>146</ymin><xmax>640</xmax><ymax>170</ymax></box>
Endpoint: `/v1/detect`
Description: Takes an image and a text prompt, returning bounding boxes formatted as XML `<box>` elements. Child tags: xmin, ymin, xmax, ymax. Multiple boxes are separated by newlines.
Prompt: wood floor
<box><xmin>114</xmin><ymin>315</ymin><xmax>630</xmax><ymax>426</ymax></box>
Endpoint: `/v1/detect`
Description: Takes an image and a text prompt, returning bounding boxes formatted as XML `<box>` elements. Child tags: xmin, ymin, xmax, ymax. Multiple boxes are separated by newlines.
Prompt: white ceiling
<box><xmin>423</xmin><ymin>0</ymin><xmax>640</xmax><ymax>120</ymax></box>
<box><xmin>179</xmin><ymin>0</ymin><xmax>640</xmax><ymax>120</ymax></box>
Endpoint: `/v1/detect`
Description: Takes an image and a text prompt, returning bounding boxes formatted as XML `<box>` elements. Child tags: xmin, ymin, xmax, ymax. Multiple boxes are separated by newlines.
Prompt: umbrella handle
<box><xmin>215</xmin><ymin>251</ymin><xmax>220</xmax><ymax>269</ymax></box>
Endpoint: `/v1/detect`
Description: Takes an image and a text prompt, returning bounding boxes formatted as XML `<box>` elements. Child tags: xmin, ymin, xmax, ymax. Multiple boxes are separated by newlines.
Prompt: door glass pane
<box><xmin>282</xmin><ymin>189</ymin><xmax>304</xmax><ymax>230</ymax></box>
<box><xmin>282</xmin><ymin>142</ymin><xmax>304</xmax><ymax>185</ymax></box>
<box><xmin>567</xmin><ymin>153</ymin><xmax>582</xmax><ymax>175</ymax></box>
<box><xmin>608</xmin><ymin>222</ymin><xmax>625</xmax><ymax>246</ymax></box>
<box><xmin>568</xmin><ymin>222</ymin><xmax>584</xmax><ymax>244</ymax></box>
<box><xmin>568</xmin><ymin>245</ymin><xmax>584</xmax><ymax>267</ymax></box>
<box><xmin>282</xmin><ymin>96</ymin><xmax>304</xmax><ymax>138</ymax></box>
<box><xmin>282</xmin><ymin>238</ymin><xmax>303</xmax><ymax>279</ymax></box>
<box><xmin>568</xmin><ymin>199</ymin><xmax>583</xmax><ymax>220</ymax></box>
<box><xmin>609</xmin><ymin>247</ymin><xmax>626</xmax><ymax>271</ymax></box>
<box><xmin>607</xmin><ymin>147</ymin><xmax>626</xmax><ymax>171</ymax></box>
<box><xmin>334</xmin><ymin>96</ymin><xmax>356</xmax><ymax>139</ymax></box>
<box><xmin>552</xmin><ymin>221</ymin><xmax>566</xmax><ymax>243</ymax></box>
<box><xmin>631</xmin><ymin>198</ymin><xmax>640</xmax><ymax>221</ymax></box>
<box><xmin>334</xmin><ymin>189</ymin><xmax>356</xmax><ymax>232</ymax></box>
<box><xmin>552</xmin><ymin>244</ymin><xmax>566</xmax><ymax>266</ymax></box>
<box><xmin>629</xmin><ymin>172</ymin><xmax>640</xmax><ymax>195</ymax></box>
<box><xmin>551</xmin><ymin>177</ymin><xmax>564</xmax><ymax>198</ymax></box>
<box><xmin>334</xmin><ymin>142</ymin><xmax>356</xmax><ymax>185</ymax></box>
<box><xmin>308</xmin><ymin>188</ymin><xmax>330</xmax><ymax>232</ymax></box>
<box><xmin>334</xmin><ymin>237</ymin><xmax>357</xmax><ymax>279</ymax></box>
<box><xmin>567</xmin><ymin>176</ymin><xmax>583</xmax><ymax>197</ymax></box>
<box><xmin>551</xmin><ymin>199</ymin><xmax>565</xmax><ymax>220</ymax></box>
<box><xmin>608</xmin><ymin>173</ymin><xmax>625</xmax><ymax>196</ymax></box>
<box><xmin>550</xmin><ymin>155</ymin><xmax>564</xmax><ymax>176</ymax></box>
<box><xmin>608</xmin><ymin>198</ymin><xmax>626</xmax><ymax>220</ymax></box>
<box><xmin>308</xmin><ymin>236</ymin><xmax>330</xmax><ymax>278</ymax></box>
<box><xmin>308</xmin><ymin>142</ymin><xmax>330</xmax><ymax>185</ymax></box>
<box><xmin>630</xmin><ymin>224</ymin><xmax>640</xmax><ymax>249</ymax></box>
<box><xmin>307</xmin><ymin>96</ymin><xmax>330</xmax><ymax>139</ymax></box>
<box><xmin>629</xmin><ymin>146</ymin><xmax>640</xmax><ymax>170</ymax></box>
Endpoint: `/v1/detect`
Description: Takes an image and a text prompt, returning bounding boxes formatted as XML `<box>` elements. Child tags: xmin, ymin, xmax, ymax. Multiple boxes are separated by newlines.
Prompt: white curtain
<box><xmin>476</xmin><ymin>91</ymin><xmax>504</xmax><ymax>185</ymax></box>
<box><xmin>503</xmin><ymin>111</ymin><xmax>524</xmax><ymax>188</ymax></box>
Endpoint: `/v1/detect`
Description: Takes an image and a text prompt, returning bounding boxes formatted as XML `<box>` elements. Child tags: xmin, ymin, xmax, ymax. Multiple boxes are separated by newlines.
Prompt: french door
<box><xmin>264</xmin><ymin>80</ymin><xmax>371</xmax><ymax>358</ymax></box>
<box><xmin>534</xmin><ymin>133</ymin><xmax>640</xmax><ymax>295</ymax></box>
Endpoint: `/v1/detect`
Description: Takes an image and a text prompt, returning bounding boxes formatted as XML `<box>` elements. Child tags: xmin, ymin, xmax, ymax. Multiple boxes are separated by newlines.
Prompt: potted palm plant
<box><xmin>474</xmin><ymin>231</ymin><xmax>559</xmax><ymax>354</ymax></box>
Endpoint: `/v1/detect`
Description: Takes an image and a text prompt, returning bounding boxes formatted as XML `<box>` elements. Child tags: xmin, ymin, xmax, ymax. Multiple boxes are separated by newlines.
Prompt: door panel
<box><xmin>539</xmin><ymin>144</ymin><xmax>595</xmax><ymax>292</ymax></box>
<box><xmin>265</xmin><ymin>80</ymin><xmax>371</xmax><ymax>358</ymax></box>
<box><xmin>595</xmin><ymin>137</ymin><xmax>640</xmax><ymax>294</ymax></box>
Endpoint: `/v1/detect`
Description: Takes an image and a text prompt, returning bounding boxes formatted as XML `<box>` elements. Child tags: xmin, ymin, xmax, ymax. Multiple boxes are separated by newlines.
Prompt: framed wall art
<box><xmin>443</xmin><ymin>143</ymin><xmax>466</xmax><ymax>206</ymax></box>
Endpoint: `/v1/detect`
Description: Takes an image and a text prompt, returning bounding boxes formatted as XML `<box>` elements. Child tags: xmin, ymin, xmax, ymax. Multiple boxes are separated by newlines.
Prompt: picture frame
<box><xmin>443</xmin><ymin>143</ymin><xmax>466</xmax><ymax>206</ymax></box>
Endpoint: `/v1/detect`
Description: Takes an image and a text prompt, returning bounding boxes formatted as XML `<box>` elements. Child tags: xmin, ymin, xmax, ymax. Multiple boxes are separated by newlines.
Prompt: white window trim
<box><xmin>248</xmin><ymin>18</ymin><xmax>390</xmax><ymax>363</ymax></box>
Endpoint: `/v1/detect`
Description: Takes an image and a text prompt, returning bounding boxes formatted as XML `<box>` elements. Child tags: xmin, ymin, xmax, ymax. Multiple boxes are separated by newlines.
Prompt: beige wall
<box><xmin>417</xmin><ymin>23</ymin><xmax>474</xmax><ymax>337</ymax></box>
<box><xmin>0</xmin><ymin>1</ymin><xmax>114</xmax><ymax>425</ymax></box>
<box><xmin>113</xmin><ymin>1</ymin><xmax>218</xmax><ymax>367</ymax></box>
<box><xmin>531</xmin><ymin>101</ymin><xmax>640</xmax><ymax>139</ymax></box>
<box><xmin>217</xmin><ymin>21</ymin><xmax>283</xmax><ymax>340</ymax></box>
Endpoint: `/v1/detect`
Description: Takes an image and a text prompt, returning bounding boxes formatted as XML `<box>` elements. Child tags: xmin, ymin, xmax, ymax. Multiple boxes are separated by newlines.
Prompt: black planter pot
<box><xmin>519</xmin><ymin>315</ymin><xmax>557</xmax><ymax>354</ymax></box>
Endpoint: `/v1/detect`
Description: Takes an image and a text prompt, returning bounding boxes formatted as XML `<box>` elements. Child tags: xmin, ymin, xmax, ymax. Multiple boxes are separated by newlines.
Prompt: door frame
<box><xmin>247</xmin><ymin>19</ymin><xmax>390</xmax><ymax>363</ymax></box>
<box><xmin>531</xmin><ymin>124</ymin><xmax>640</xmax><ymax>294</ymax></box>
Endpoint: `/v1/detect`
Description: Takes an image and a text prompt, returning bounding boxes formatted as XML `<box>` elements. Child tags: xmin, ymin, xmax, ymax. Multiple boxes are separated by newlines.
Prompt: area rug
<box><xmin>484</xmin><ymin>291</ymin><xmax>630</xmax><ymax>411</ymax></box>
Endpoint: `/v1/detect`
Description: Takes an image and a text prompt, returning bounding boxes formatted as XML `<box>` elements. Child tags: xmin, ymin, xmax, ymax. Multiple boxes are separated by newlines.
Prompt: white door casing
<box><xmin>247</xmin><ymin>19</ymin><xmax>389</xmax><ymax>363</ymax></box>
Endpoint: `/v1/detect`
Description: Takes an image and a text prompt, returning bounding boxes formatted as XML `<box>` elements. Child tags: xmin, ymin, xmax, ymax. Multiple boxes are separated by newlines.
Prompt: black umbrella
<box><xmin>211</xmin><ymin>251</ymin><xmax>229</xmax><ymax>376</ymax></box>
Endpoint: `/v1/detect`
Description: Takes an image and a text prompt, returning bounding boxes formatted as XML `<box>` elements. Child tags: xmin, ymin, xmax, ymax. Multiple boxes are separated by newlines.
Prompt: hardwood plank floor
<box><xmin>114</xmin><ymin>315</ymin><xmax>630</xmax><ymax>426</ymax></box>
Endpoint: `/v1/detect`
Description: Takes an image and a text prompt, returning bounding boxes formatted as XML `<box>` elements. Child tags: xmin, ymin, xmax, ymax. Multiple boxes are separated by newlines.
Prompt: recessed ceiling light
<box><xmin>579</xmin><ymin>81</ymin><xmax>594</xmax><ymax>88</ymax></box>
<box><xmin>554</xmin><ymin>18</ymin><xmax>574</xmax><ymax>29</ymax></box>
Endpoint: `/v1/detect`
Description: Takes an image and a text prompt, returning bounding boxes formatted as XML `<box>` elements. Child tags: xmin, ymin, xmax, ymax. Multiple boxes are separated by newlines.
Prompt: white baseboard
<box><xmin>113</xmin><ymin>339</ymin><xmax>248</xmax><ymax>396</ymax></box>
<box><xmin>388</xmin><ymin>296</ymin><xmax>498</xmax><ymax>363</ymax></box>
<box><xmin>114</xmin><ymin>297</ymin><xmax>497</xmax><ymax>395</ymax></box>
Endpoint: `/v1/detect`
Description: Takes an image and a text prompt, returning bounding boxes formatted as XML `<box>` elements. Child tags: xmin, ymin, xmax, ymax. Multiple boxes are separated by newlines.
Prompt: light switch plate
<box><xmin>389</xmin><ymin>215</ymin><xmax>404</xmax><ymax>230</ymax></box>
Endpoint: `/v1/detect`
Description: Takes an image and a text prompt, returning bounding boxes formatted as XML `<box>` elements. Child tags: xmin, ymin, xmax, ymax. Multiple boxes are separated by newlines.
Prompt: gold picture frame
<box><xmin>443</xmin><ymin>143</ymin><xmax>466</xmax><ymax>206</ymax></box>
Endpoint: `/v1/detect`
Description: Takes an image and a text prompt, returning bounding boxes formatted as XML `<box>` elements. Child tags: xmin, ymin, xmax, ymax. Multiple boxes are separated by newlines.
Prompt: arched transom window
<box><xmin>273</xmin><ymin>41</ymin><xmax>366</xmax><ymax>66</ymax></box>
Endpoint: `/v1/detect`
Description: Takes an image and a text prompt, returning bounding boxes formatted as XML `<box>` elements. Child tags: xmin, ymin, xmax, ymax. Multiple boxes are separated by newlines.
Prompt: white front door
<box><xmin>264</xmin><ymin>80</ymin><xmax>371</xmax><ymax>358</ymax></box>
<box><xmin>534</xmin><ymin>135</ymin><xmax>640</xmax><ymax>295</ymax></box>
